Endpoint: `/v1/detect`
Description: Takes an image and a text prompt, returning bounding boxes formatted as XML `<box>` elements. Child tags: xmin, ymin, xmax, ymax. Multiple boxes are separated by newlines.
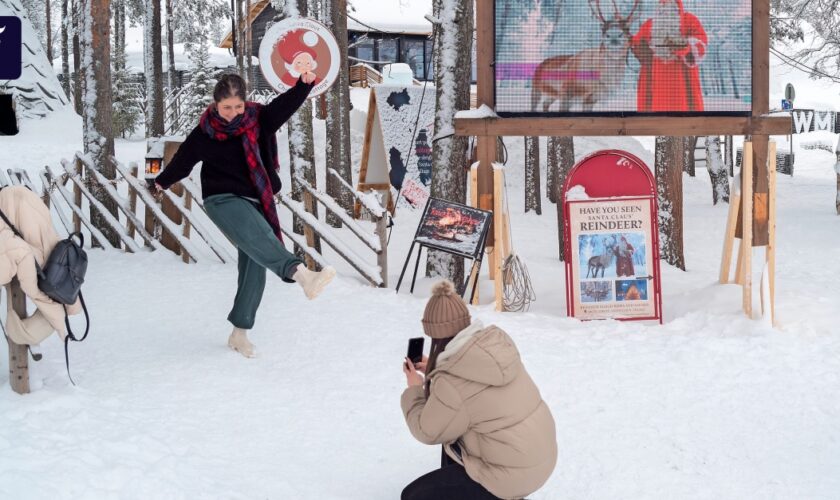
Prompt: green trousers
<box><xmin>204</xmin><ymin>194</ymin><xmax>303</xmax><ymax>329</ymax></box>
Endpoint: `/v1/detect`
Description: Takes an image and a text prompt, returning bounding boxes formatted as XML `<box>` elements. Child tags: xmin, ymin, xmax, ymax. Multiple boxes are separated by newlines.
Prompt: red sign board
<box><xmin>562</xmin><ymin>150</ymin><xmax>663</xmax><ymax>323</ymax></box>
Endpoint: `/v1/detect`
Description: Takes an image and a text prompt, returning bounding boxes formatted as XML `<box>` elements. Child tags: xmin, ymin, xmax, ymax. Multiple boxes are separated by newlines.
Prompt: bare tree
<box><xmin>525</xmin><ymin>137</ymin><xmax>541</xmax><ymax>214</ymax></box>
<box><xmin>323</xmin><ymin>0</ymin><xmax>354</xmax><ymax>227</ymax></box>
<box><xmin>144</xmin><ymin>0</ymin><xmax>164</xmax><ymax>136</ymax></box>
<box><xmin>79</xmin><ymin>0</ymin><xmax>119</xmax><ymax>247</ymax></box>
<box><xmin>273</xmin><ymin>0</ymin><xmax>322</xmax><ymax>257</ymax></box>
<box><xmin>245</xmin><ymin>0</ymin><xmax>253</xmax><ymax>89</ymax></box>
<box><xmin>683</xmin><ymin>136</ymin><xmax>697</xmax><ymax>176</ymax></box>
<box><xmin>706</xmin><ymin>135</ymin><xmax>730</xmax><ymax>204</ymax></box>
<box><xmin>235</xmin><ymin>0</ymin><xmax>245</xmax><ymax>80</ymax></box>
<box><xmin>656</xmin><ymin>136</ymin><xmax>686</xmax><ymax>270</ymax></box>
<box><xmin>72</xmin><ymin>0</ymin><xmax>82</xmax><ymax>113</ymax></box>
<box><xmin>426</xmin><ymin>0</ymin><xmax>474</xmax><ymax>282</ymax></box>
<box><xmin>45</xmin><ymin>0</ymin><xmax>53</xmax><ymax>64</ymax></box>
<box><xmin>165</xmin><ymin>0</ymin><xmax>176</xmax><ymax>90</ymax></box>
<box><xmin>549</xmin><ymin>136</ymin><xmax>574</xmax><ymax>260</ymax></box>
<box><xmin>61</xmin><ymin>0</ymin><xmax>71</xmax><ymax>98</ymax></box>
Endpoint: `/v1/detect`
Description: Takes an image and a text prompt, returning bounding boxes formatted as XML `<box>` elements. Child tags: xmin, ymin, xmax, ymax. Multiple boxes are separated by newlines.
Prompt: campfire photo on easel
<box><xmin>415</xmin><ymin>198</ymin><xmax>492</xmax><ymax>259</ymax></box>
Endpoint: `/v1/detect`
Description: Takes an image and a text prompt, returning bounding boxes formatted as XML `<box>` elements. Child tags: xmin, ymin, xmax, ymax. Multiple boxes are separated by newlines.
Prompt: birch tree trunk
<box><xmin>551</xmin><ymin>137</ymin><xmax>574</xmax><ymax>260</ymax></box>
<box><xmin>46</xmin><ymin>0</ymin><xmax>53</xmax><ymax>64</ymax></box>
<box><xmin>275</xmin><ymin>0</ymin><xmax>322</xmax><ymax>256</ymax></box>
<box><xmin>235</xmin><ymin>0</ymin><xmax>245</xmax><ymax>80</ymax></box>
<box><xmin>683</xmin><ymin>136</ymin><xmax>697</xmax><ymax>176</ymax></box>
<box><xmin>245</xmin><ymin>0</ymin><xmax>252</xmax><ymax>90</ymax></box>
<box><xmin>324</xmin><ymin>0</ymin><xmax>353</xmax><ymax>227</ymax></box>
<box><xmin>426</xmin><ymin>0</ymin><xmax>474</xmax><ymax>282</ymax></box>
<box><xmin>524</xmin><ymin>136</ymin><xmax>541</xmax><ymax>214</ymax></box>
<box><xmin>80</xmin><ymin>0</ymin><xmax>119</xmax><ymax>247</ymax></box>
<box><xmin>61</xmin><ymin>0</ymin><xmax>70</xmax><ymax>98</ymax></box>
<box><xmin>725</xmin><ymin>135</ymin><xmax>734</xmax><ymax>176</ymax></box>
<box><xmin>144</xmin><ymin>0</ymin><xmax>164</xmax><ymax>136</ymax></box>
<box><xmin>166</xmin><ymin>0</ymin><xmax>176</xmax><ymax>90</ymax></box>
<box><xmin>656</xmin><ymin>136</ymin><xmax>686</xmax><ymax>270</ymax></box>
<box><xmin>72</xmin><ymin>0</ymin><xmax>82</xmax><ymax>113</ymax></box>
<box><xmin>706</xmin><ymin>135</ymin><xmax>730</xmax><ymax>205</ymax></box>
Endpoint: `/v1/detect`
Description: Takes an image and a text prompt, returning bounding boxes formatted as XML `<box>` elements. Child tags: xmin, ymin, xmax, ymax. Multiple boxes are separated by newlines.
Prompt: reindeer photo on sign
<box><xmin>495</xmin><ymin>0</ymin><xmax>752</xmax><ymax>115</ymax></box>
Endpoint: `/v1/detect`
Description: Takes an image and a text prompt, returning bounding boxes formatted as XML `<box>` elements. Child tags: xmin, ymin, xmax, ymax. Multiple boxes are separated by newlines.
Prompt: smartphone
<box><xmin>406</xmin><ymin>337</ymin><xmax>425</xmax><ymax>365</ymax></box>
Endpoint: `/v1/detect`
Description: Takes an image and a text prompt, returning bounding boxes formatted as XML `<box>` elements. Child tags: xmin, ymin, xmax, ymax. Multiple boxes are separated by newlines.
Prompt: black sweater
<box><xmin>155</xmin><ymin>78</ymin><xmax>314</xmax><ymax>199</ymax></box>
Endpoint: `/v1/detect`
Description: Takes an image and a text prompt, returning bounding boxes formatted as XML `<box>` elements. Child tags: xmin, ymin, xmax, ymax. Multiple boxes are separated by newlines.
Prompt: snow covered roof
<box><xmin>346</xmin><ymin>0</ymin><xmax>432</xmax><ymax>35</ymax></box>
<box><xmin>219</xmin><ymin>0</ymin><xmax>432</xmax><ymax>48</ymax></box>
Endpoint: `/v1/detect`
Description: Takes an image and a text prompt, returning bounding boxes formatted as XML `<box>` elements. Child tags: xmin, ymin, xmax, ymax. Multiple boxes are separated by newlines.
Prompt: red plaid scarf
<box><xmin>199</xmin><ymin>102</ymin><xmax>283</xmax><ymax>242</ymax></box>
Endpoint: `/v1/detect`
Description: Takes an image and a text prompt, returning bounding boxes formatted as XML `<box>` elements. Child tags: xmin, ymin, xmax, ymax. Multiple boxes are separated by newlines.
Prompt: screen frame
<box><xmin>492</xmin><ymin>0</ymin><xmax>755</xmax><ymax>118</ymax></box>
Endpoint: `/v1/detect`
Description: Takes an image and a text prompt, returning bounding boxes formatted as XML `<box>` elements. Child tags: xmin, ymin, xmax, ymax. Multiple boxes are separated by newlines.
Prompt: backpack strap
<box><xmin>63</xmin><ymin>292</ymin><xmax>89</xmax><ymax>386</ymax></box>
<box><xmin>0</xmin><ymin>207</ymin><xmax>24</xmax><ymax>239</ymax></box>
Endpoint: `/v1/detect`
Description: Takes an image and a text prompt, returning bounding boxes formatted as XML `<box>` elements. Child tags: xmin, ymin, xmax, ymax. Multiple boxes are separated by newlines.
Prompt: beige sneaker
<box><xmin>293</xmin><ymin>265</ymin><xmax>336</xmax><ymax>300</ymax></box>
<box><xmin>228</xmin><ymin>327</ymin><xmax>256</xmax><ymax>358</ymax></box>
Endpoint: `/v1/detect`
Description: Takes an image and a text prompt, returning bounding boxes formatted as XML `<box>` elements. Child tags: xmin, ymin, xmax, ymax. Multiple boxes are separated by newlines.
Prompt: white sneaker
<box><xmin>293</xmin><ymin>265</ymin><xmax>336</xmax><ymax>300</ymax></box>
<box><xmin>228</xmin><ymin>327</ymin><xmax>256</xmax><ymax>358</ymax></box>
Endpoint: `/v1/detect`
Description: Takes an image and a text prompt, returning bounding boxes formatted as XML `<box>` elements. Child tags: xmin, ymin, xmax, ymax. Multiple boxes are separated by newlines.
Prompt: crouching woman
<box><xmin>400</xmin><ymin>280</ymin><xmax>557</xmax><ymax>500</ymax></box>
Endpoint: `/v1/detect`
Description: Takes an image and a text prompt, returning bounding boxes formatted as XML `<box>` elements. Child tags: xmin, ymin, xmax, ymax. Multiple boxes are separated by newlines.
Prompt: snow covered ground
<box><xmin>3</xmin><ymin>80</ymin><xmax>840</xmax><ymax>500</ymax></box>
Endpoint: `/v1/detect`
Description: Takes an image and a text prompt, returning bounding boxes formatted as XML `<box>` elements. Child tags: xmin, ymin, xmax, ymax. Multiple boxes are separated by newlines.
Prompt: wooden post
<box><xmin>741</xmin><ymin>142</ymin><xmax>754</xmax><ymax>317</ymax></box>
<box><xmin>375</xmin><ymin>213</ymin><xmax>388</xmax><ymax>288</ymax></box>
<box><xmin>303</xmin><ymin>191</ymin><xmax>317</xmax><ymax>270</ymax></box>
<box><xmin>475</xmin><ymin>0</ymin><xmax>496</xmax><ymax>260</ymax></box>
<box><xmin>719</xmin><ymin>184</ymin><xmax>740</xmax><ymax>283</ymax></box>
<box><xmin>6</xmin><ymin>279</ymin><xmax>30</xmax><ymax>394</ymax></box>
<box><xmin>73</xmin><ymin>157</ymin><xmax>82</xmax><ymax>234</ymax></box>
<box><xmin>493</xmin><ymin>166</ymin><xmax>504</xmax><ymax>311</ymax></box>
<box><xmin>766</xmin><ymin>141</ymin><xmax>777</xmax><ymax>325</ymax></box>
<box><xmin>128</xmin><ymin>164</ymin><xmax>139</xmax><ymax>242</ymax></box>
<box><xmin>469</xmin><ymin>165</ymin><xmax>480</xmax><ymax>304</ymax></box>
<box><xmin>181</xmin><ymin>187</ymin><xmax>192</xmax><ymax>264</ymax></box>
<box><xmin>835</xmin><ymin>144</ymin><xmax>840</xmax><ymax>215</ymax></box>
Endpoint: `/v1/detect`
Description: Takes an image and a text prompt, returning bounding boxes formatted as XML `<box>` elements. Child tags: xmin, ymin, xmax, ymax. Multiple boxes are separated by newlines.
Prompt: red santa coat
<box><xmin>630</xmin><ymin>0</ymin><xmax>707</xmax><ymax>112</ymax></box>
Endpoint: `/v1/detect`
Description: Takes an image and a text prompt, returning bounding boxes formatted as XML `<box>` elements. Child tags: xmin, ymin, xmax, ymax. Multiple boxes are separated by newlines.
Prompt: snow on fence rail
<box><xmin>277</xmin><ymin>173</ymin><xmax>388</xmax><ymax>287</ymax></box>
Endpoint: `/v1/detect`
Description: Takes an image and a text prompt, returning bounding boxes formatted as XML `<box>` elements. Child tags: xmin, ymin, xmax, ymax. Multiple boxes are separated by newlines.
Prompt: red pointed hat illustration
<box><xmin>277</xmin><ymin>29</ymin><xmax>322</xmax><ymax>86</ymax></box>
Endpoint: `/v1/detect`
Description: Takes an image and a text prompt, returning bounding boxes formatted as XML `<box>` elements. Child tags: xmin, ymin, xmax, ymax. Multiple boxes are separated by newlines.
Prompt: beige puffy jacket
<box><xmin>0</xmin><ymin>186</ymin><xmax>81</xmax><ymax>343</ymax></box>
<box><xmin>401</xmin><ymin>321</ymin><xmax>557</xmax><ymax>499</ymax></box>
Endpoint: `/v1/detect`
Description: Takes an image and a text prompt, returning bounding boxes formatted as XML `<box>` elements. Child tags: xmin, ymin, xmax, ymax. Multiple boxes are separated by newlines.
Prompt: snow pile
<box><xmin>455</xmin><ymin>105</ymin><xmax>498</xmax><ymax>119</ymax></box>
<box><xmin>565</xmin><ymin>185</ymin><xmax>590</xmax><ymax>201</ymax></box>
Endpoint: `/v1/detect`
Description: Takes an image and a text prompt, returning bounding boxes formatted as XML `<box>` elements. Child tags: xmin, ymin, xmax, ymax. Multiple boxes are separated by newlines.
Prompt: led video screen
<box><xmin>495</xmin><ymin>0</ymin><xmax>753</xmax><ymax>116</ymax></box>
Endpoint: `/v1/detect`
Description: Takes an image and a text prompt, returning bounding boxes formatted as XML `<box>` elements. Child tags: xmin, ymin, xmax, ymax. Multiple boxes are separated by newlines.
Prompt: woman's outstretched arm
<box><xmin>261</xmin><ymin>77</ymin><xmax>316</xmax><ymax>134</ymax></box>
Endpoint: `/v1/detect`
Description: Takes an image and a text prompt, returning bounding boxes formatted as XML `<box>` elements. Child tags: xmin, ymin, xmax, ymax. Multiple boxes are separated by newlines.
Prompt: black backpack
<box><xmin>0</xmin><ymin>209</ymin><xmax>90</xmax><ymax>384</ymax></box>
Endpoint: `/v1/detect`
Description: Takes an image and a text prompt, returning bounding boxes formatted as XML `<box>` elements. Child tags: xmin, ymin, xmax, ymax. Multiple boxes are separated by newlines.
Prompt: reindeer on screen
<box><xmin>531</xmin><ymin>0</ymin><xmax>640</xmax><ymax>112</ymax></box>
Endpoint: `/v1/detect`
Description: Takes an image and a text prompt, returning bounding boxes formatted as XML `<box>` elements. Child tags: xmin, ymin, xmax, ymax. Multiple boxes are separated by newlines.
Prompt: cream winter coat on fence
<box><xmin>0</xmin><ymin>186</ymin><xmax>81</xmax><ymax>343</ymax></box>
<box><xmin>401</xmin><ymin>321</ymin><xmax>557</xmax><ymax>499</ymax></box>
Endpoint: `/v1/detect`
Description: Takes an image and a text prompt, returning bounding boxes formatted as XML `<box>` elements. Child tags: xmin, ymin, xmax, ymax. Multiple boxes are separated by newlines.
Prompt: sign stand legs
<box><xmin>741</xmin><ymin>142</ymin><xmax>754</xmax><ymax>317</ymax></box>
<box><xmin>395</xmin><ymin>241</ymin><xmax>417</xmax><ymax>294</ymax></box>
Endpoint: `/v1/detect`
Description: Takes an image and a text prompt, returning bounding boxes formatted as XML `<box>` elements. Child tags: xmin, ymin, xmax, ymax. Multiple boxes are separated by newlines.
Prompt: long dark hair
<box><xmin>424</xmin><ymin>337</ymin><xmax>454</xmax><ymax>397</ymax></box>
<box><xmin>213</xmin><ymin>74</ymin><xmax>247</xmax><ymax>103</ymax></box>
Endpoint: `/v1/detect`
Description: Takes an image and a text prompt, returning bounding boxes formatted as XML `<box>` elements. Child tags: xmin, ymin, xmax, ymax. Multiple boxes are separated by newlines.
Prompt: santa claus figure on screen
<box><xmin>630</xmin><ymin>0</ymin><xmax>707</xmax><ymax>112</ymax></box>
<box><xmin>278</xmin><ymin>29</ymin><xmax>323</xmax><ymax>88</ymax></box>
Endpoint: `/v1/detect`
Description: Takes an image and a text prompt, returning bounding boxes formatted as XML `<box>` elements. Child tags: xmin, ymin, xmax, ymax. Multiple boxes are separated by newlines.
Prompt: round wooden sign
<box><xmin>258</xmin><ymin>18</ymin><xmax>340</xmax><ymax>98</ymax></box>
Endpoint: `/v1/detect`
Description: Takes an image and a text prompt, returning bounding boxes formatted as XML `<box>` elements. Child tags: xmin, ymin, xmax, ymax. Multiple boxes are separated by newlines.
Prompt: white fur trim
<box><xmin>682</xmin><ymin>37</ymin><xmax>706</xmax><ymax>68</ymax></box>
<box><xmin>437</xmin><ymin>320</ymin><xmax>484</xmax><ymax>364</ymax></box>
<box><xmin>303</xmin><ymin>31</ymin><xmax>318</xmax><ymax>47</ymax></box>
<box><xmin>285</xmin><ymin>62</ymin><xmax>301</xmax><ymax>77</ymax></box>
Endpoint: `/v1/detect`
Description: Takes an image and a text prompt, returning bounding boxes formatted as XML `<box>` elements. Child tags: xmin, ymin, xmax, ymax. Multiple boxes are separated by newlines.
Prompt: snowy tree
<box><xmin>60</xmin><ymin>0</ymin><xmax>71</xmax><ymax>98</ymax></box>
<box><xmin>79</xmin><ymin>0</ymin><xmax>120</xmax><ymax>247</ymax></box>
<box><xmin>706</xmin><ymin>136</ymin><xmax>730</xmax><ymax>205</ymax></box>
<box><xmin>426</xmin><ymin>0</ymin><xmax>474</xmax><ymax>283</ymax></box>
<box><xmin>684</xmin><ymin>137</ymin><xmax>697</xmax><ymax>177</ymax></box>
<box><xmin>656</xmin><ymin>136</ymin><xmax>686</xmax><ymax>271</ymax></box>
<box><xmin>525</xmin><ymin>137</ymin><xmax>541</xmax><ymax>214</ymax></box>
<box><xmin>273</xmin><ymin>0</ymin><xmax>322</xmax><ymax>258</ymax></box>
<box><xmin>72</xmin><ymin>0</ymin><xmax>82</xmax><ymax>113</ymax></box>
<box><xmin>112</xmin><ymin>29</ymin><xmax>141</xmax><ymax>138</ymax></box>
<box><xmin>772</xmin><ymin>0</ymin><xmax>840</xmax><ymax>78</ymax></box>
<box><xmin>549</xmin><ymin>137</ymin><xmax>574</xmax><ymax>260</ymax></box>
<box><xmin>182</xmin><ymin>39</ymin><xmax>216</xmax><ymax>127</ymax></box>
<box><xmin>144</xmin><ymin>0</ymin><xmax>164</xmax><ymax>136</ymax></box>
<box><xmin>322</xmin><ymin>0</ymin><xmax>354</xmax><ymax>228</ymax></box>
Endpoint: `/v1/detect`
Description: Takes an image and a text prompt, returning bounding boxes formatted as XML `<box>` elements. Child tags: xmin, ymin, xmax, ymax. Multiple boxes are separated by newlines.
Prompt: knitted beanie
<box><xmin>422</xmin><ymin>280</ymin><xmax>471</xmax><ymax>339</ymax></box>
